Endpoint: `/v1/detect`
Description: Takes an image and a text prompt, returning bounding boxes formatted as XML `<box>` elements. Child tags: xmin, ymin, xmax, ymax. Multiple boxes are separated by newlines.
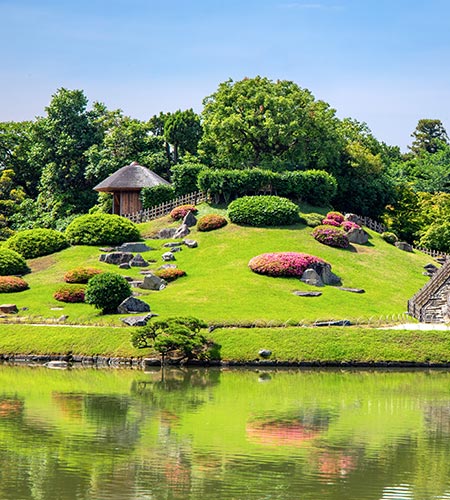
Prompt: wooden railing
<box><xmin>123</xmin><ymin>191</ymin><xmax>207</xmax><ymax>223</ymax></box>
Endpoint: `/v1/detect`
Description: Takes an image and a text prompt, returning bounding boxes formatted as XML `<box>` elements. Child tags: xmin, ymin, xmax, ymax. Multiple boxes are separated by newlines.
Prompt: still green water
<box><xmin>0</xmin><ymin>366</ymin><xmax>449</xmax><ymax>500</ymax></box>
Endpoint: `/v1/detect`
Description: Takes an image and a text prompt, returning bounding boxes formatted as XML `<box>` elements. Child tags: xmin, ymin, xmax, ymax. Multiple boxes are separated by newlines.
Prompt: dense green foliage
<box><xmin>299</xmin><ymin>212</ymin><xmax>324</xmax><ymax>227</ymax></box>
<box><xmin>382</xmin><ymin>232</ymin><xmax>398</xmax><ymax>245</ymax></box>
<box><xmin>141</xmin><ymin>184</ymin><xmax>175</xmax><ymax>209</ymax></box>
<box><xmin>197</xmin><ymin>214</ymin><xmax>228</xmax><ymax>231</ymax></box>
<box><xmin>0</xmin><ymin>248</ymin><xmax>29</xmax><ymax>276</ymax></box>
<box><xmin>85</xmin><ymin>272</ymin><xmax>132</xmax><ymax>314</ymax></box>
<box><xmin>53</xmin><ymin>284</ymin><xmax>86</xmax><ymax>303</ymax></box>
<box><xmin>63</xmin><ymin>267</ymin><xmax>103</xmax><ymax>284</ymax></box>
<box><xmin>5</xmin><ymin>228</ymin><xmax>69</xmax><ymax>259</ymax></box>
<box><xmin>228</xmin><ymin>195</ymin><xmax>300</xmax><ymax>226</ymax></box>
<box><xmin>171</xmin><ymin>162</ymin><xmax>206</xmax><ymax>195</ymax></box>
<box><xmin>65</xmin><ymin>213</ymin><xmax>140</xmax><ymax>245</ymax></box>
<box><xmin>0</xmin><ymin>276</ymin><xmax>29</xmax><ymax>293</ymax></box>
<box><xmin>419</xmin><ymin>222</ymin><xmax>450</xmax><ymax>252</ymax></box>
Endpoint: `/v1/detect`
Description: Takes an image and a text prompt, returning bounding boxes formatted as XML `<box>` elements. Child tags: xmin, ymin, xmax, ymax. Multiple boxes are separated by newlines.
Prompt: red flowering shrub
<box><xmin>0</xmin><ymin>276</ymin><xmax>29</xmax><ymax>293</ymax></box>
<box><xmin>312</xmin><ymin>225</ymin><xmax>349</xmax><ymax>248</ymax></box>
<box><xmin>170</xmin><ymin>205</ymin><xmax>197</xmax><ymax>220</ymax></box>
<box><xmin>325</xmin><ymin>211</ymin><xmax>345</xmax><ymax>223</ymax></box>
<box><xmin>53</xmin><ymin>285</ymin><xmax>86</xmax><ymax>303</ymax></box>
<box><xmin>155</xmin><ymin>268</ymin><xmax>186</xmax><ymax>281</ymax></box>
<box><xmin>341</xmin><ymin>221</ymin><xmax>361</xmax><ymax>231</ymax></box>
<box><xmin>248</xmin><ymin>252</ymin><xmax>326</xmax><ymax>277</ymax></box>
<box><xmin>64</xmin><ymin>267</ymin><xmax>103</xmax><ymax>284</ymax></box>
<box><xmin>197</xmin><ymin>214</ymin><xmax>228</xmax><ymax>232</ymax></box>
<box><xmin>322</xmin><ymin>218</ymin><xmax>341</xmax><ymax>227</ymax></box>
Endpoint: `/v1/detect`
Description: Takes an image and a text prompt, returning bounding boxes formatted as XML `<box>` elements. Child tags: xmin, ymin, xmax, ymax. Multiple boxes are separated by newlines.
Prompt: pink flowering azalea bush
<box><xmin>341</xmin><ymin>220</ymin><xmax>361</xmax><ymax>231</ymax></box>
<box><xmin>53</xmin><ymin>284</ymin><xmax>86</xmax><ymax>303</ymax></box>
<box><xmin>325</xmin><ymin>211</ymin><xmax>345</xmax><ymax>223</ymax></box>
<box><xmin>248</xmin><ymin>252</ymin><xmax>326</xmax><ymax>277</ymax></box>
<box><xmin>322</xmin><ymin>218</ymin><xmax>341</xmax><ymax>227</ymax></box>
<box><xmin>312</xmin><ymin>225</ymin><xmax>349</xmax><ymax>248</ymax></box>
<box><xmin>170</xmin><ymin>205</ymin><xmax>197</xmax><ymax>220</ymax></box>
<box><xmin>0</xmin><ymin>276</ymin><xmax>29</xmax><ymax>293</ymax></box>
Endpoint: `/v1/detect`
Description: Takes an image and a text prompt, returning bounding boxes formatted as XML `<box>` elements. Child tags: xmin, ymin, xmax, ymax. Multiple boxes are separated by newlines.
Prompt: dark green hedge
<box><xmin>228</xmin><ymin>196</ymin><xmax>300</xmax><ymax>227</ymax></box>
<box><xmin>5</xmin><ymin>228</ymin><xmax>69</xmax><ymax>259</ymax></box>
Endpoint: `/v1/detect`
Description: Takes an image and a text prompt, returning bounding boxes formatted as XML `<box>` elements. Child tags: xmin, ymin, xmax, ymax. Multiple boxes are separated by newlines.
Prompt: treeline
<box><xmin>0</xmin><ymin>76</ymin><xmax>449</xmax><ymax>250</ymax></box>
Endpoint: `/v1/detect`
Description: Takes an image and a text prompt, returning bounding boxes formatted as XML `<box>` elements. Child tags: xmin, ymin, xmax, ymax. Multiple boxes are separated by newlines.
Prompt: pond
<box><xmin>0</xmin><ymin>365</ymin><xmax>450</xmax><ymax>500</ymax></box>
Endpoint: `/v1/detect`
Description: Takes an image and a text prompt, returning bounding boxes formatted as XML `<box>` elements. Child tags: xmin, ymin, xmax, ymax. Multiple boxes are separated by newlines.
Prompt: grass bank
<box><xmin>0</xmin><ymin>324</ymin><xmax>450</xmax><ymax>365</ymax></box>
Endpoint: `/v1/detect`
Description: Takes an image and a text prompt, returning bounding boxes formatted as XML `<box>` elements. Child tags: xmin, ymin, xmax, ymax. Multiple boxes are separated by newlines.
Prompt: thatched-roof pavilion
<box><xmin>94</xmin><ymin>162</ymin><xmax>170</xmax><ymax>216</ymax></box>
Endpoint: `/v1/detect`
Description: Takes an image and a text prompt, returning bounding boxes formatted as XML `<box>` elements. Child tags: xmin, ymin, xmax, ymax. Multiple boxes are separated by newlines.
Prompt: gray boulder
<box><xmin>347</xmin><ymin>227</ymin><xmax>369</xmax><ymax>245</ymax></box>
<box><xmin>173</xmin><ymin>224</ymin><xmax>190</xmax><ymax>239</ymax></box>
<box><xmin>259</xmin><ymin>349</ymin><xmax>272</xmax><ymax>358</ymax></box>
<box><xmin>158</xmin><ymin>227</ymin><xmax>178</xmax><ymax>239</ymax></box>
<box><xmin>139</xmin><ymin>274</ymin><xmax>167</xmax><ymax>291</ymax></box>
<box><xmin>116</xmin><ymin>242</ymin><xmax>153</xmax><ymax>253</ymax></box>
<box><xmin>395</xmin><ymin>241</ymin><xmax>413</xmax><ymax>252</ymax></box>
<box><xmin>99</xmin><ymin>252</ymin><xmax>133</xmax><ymax>265</ymax></box>
<box><xmin>308</xmin><ymin>262</ymin><xmax>341</xmax><ymax>285</ymax></box>
<box><xmin>121</xmin><ymin>314</ymin><xmax>154</xmax><ymax>327</ymax></box>
<box><xmin>171</xmin><ymin>246</ymin><xmax>182</xmax><ymax>253</ymax></box>
<box><xmin>300</xmin><ymin>269</ymin><xmax>324</xmax><ymax>287</ymax></box>
<box><xmin>344</xmin><ymin>213</ymin><xmax>364</xmax><ymax>226</ymax></box>
<box><xmin>182</xmin><ymin>211</ymin><xmax>197</xmax><ymax>227</ymax></box>
<box><xmin>117</xmin><ymin>296</ymin><xmax>151</xmax><ymax>314</ymax></box>
<box><xmin>119</xmin><ymin>262</ymin><xmax>131</xmax><ymax>269</ymax></box>
<box><xmin>183</xmin><ymin>239</ymin><xmax>198</xmax><ymax>248</ymax></box>
<box><xmin>162</xmin><ymin>252</ymin><xmax>176</xmax><ymax>261</ymax></box>
<box><xmin>130</xmin><ymin>253</ymin><xmax>149</xmax><ymax>267</ymax></box>
<box><xmin>163</xmin><ymin>242</ymin><xmax>183</xmax><ymax>248</ymax></box>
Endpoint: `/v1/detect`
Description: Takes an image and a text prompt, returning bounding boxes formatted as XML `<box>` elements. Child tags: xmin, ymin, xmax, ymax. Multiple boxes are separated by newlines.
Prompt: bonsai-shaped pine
<box><xmin>85</xmin><ymin>272</ymin><xmax>132</xmax><ymax>314</ymax></box>
<box><xmin>131</xmin><ymin>317</ymin><xmax>208</xmax><ymax>365</ymax></box>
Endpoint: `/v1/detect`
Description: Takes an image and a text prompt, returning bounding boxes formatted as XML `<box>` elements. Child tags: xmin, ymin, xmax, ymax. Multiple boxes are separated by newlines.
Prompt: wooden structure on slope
<box><xmin>408</xmin><ymin>259</ymin><xmax>450</xmax><ymax>323</ymax></box>
<box><xmin>93</xmin><ymin>162</ymin><xmax>170</xmax><ymax>216</ymax></box>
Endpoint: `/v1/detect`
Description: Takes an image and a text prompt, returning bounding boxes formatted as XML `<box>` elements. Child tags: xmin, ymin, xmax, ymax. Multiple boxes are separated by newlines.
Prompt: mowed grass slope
<box><xmin>0</xmin><ymin>204</ymin><xmax>431</xmax><ymax>325</ymax></box>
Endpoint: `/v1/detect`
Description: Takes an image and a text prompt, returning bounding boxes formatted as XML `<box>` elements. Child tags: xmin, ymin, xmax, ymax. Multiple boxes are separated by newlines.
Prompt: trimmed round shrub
<box><xmin>341</xmin><ymin>221</ymin><xmax>361</xmax><ymax>231</ymax></box>
<box><xmin>65</xmin><ymin>214</ymin><xmax>141</xmax><ymax>246</ymax></box>
<box><xmin>312</xmin><ymin>225</ymin><xmax>349</xmax><ymax>249</ymax></box>
<box><xmin>197</xmin><ymin>214</ymin><xmax>228</xmax><ymax>232</ymax></box>
<box><xmin>5</xmin><ymin>229</ymin><xmax>69</xmax><ymax>259</ymax></box>
<box><xmin>322</xmin><ymin>218</ymin><xmax>341</xmax><ymax>227</ymax></box>
<box><xmin>299</xmin><ymin>212</ymin><xmax>324</xmax><ymax>228</ymax></box>
<box><xmin>228</xmin><ymin>196</ymin><xmax>299</xmax><ymax>227</ymax></box>
<box><xmin>53</xmin><ymin>284</ymin><xmax>86</xmax><ymax>303</ymax></box>
<box><xmin>325</xmin><ymin>211</ymin><xmax>345</xmax><ymax>223</ymax></box>
<box><xmin>0</xmin><ymin>248</ymin><xmax>29</xmax><ymax>276</ymax></box>
<box><xmin>85</xmin><ymin>272</ymin><xmax>132</xmax><ymax>314</ymax></box>
<box><xmin>64</xmin><ymin>267</ymin><xmax>103</xmax><ymax>284</ymax></box>
<box><xmin>170</xmin><ymin>205</ymin><xmax>197</xmax><ymax>221</ymax></box>
<box><xmin>155</xmin><ymin>268</ymin><xmax>187</xmax><ymax>282</ymax></box>
<box><xmin>248</xmin><ymin>252</ymin><xmax>326</xmax><ymax>277</ymax></box>
<box><xmin>382</xmin><ymin>231</ymin><xmax>398</xmax><ymax>245</ymax></box>
<box><xmin>0</xmin><ymin>276</ymin><xmax>29</xmax><ymax>293</ymax></box>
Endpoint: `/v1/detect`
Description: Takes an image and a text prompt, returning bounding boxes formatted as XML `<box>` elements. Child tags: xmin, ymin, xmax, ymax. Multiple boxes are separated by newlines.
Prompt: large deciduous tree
<box><xmin>199</xmin><ymin>76</ymin><xmax>342</xmax><ymax>170</ymax></box>
<box><xmin>163</xmin><ymin>109</ymin><xmax>203</xmax><ymax>164</ymax></box>
<box><xmin>409</xmin><ymin>119</ymin><xmax>449</xmax><ymax>155</ymax></box>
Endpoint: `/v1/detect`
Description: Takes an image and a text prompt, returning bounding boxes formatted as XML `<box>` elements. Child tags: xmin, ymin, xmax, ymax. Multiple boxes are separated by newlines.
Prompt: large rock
<box><xmin>99</xmin><ymin>252</ymin><xmax>133</xmax><ymax>265</ymax></box>
<box><xmin>307</xmin><ymin>262</ymin><xmax>341</xmax><ymax>286</ymax></box>
<box><xmin>158</xmin><ymin>227</ymin><xmax>177</xmax><ymax>239</ymax></box>
<box><xmin>344</xmin><ymin>213</ymin><xmax>364</xmax><ymax>226</ymax></box>
<box><xmin>347</xmin><ymin>227</ymin><xmax>369</xmax><ymax>245</ymax></box>
<box><xmin>116</xmin><ymin>242</ymin><xmax>153</xmax><ymax>253</ymax></box>
<box><xmin>395</xmin><ymin>241</ymin><xmax>413</xmax><ymax>252</ymax></box>
<box><xmin>162</xmin><ymin>252</ymin><xmax>176</xmax><ymax>261</ymax></box>
<box><xmin>183</xmin><ymin>239</ymin><xmax>198</xmax><ymax>248</ymax></box>
<box><xmin>182</xmin><ymin>211</ymin><xmax>197</xmax><ymax>227</ymax></box>
<box><xmin>0</xmin><ymin>304</ymin><xmax>18</xmax><ymax>314</ymax></box>
<box><xmin>139</xmin><ymin>274</ymin><xmax>167</xmax><ymax>291</ymax></box>
<box><xmin>117</xmin><ymin>296</ymin><xmax>151</xmax><ymax>314</ymax></box>
<box><xmin>130</xmin><ymin>253</ymin><xmax>149</xmax><ymax>267</ymax></box>
<box><xmin>173</xmin><ymin>224</ymin><xmax>190</xmax><ymax>239</ymax></box>
<box><xmin>121</xmin><ymin>314</ymin><xmax>154</xmax><ymax>327</ymax></box>
<box><xmin>300</xmin><ymin>269</ymin><xmax>324</xmax><ymax>287</ymax></box>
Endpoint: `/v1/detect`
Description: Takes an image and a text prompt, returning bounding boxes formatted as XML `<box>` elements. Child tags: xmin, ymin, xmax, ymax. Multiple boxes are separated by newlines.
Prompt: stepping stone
<box><xmin>183</xmin><ymin>239</ymin><xmax>198</xmax><ymax>248</ymax></box>
<box><xmin>121</xmin><ymin>314</ymin><xmax>154</xmax><ymax>327</ymax></box>
<box><xmin>163</xmin><ymin>242</ymin><xmax>183</xmax><ymax>248</ymax></box>
<box><xmin>338</xmin><ymin>287</ymin><xmax>365</xmax><ymax>294</ymax></box>
<box><xmin>0</xmin><ymin>304</ymin><xmax>18</xmax><ymax>314</ymax></box>
<box><xmin>314</xmin><ymin>320</ymin><xmax>352</xmax><ymax>327</ymax></box>
<box><xmin>293</xmin><ymin>291</ymin><xmax>322</xmax><ymax>297</ymax></box>
<box><xmin>116</xmin><ymin>242</ymin><xmax>154</xmax><ymax>253</ymax></box>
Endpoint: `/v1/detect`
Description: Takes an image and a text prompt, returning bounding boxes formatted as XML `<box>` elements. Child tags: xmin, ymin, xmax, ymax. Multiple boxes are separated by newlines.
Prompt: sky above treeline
<box><xmin>1</xmin><ymin>0</ymin><xmax>449</xmax><ymax>151</ymax></box>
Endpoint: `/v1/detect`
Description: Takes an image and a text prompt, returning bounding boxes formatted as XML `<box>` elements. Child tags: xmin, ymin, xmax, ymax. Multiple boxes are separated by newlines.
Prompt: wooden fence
<box><xmin>123</xmin><ymin>191</ymin><xmax>207</xmax><ymax>223</ymax></box>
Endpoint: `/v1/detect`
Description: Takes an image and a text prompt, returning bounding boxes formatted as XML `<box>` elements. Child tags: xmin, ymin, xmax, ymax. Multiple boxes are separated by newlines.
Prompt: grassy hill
<box><xmin>0</xmin><ymin>203</ymin><xmax>431</xmax><ymax>326</ymax></box>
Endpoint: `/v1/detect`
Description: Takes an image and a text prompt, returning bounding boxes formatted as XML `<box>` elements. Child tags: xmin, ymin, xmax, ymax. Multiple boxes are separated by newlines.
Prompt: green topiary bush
<box><xmin>0</xmin><ymin>248</ymin><xmax>29</xmax><ymax>276</ymax></box>
<box><xmin>65</xmin><ymin>214</ymin><xmax>141</xmax><ymax>246</ymax></box>
<box><xmin>63</xmin><ymin>267</ymin><xmax>103</xmax><ymax>284</ymax></box>
<box><xmin>312</xmin><ymin>225</ymin><xmax>349</xmax><ymax>249</ymax></box>
<box><xmin>85</xmin><ymin>272</ymin><xmax>132</xmax><ymax>314</ymax></box>
<box><xmin>5</xmin><ymin>228</ymin><xmax>69</xmax><ymax>259</ymax></box>
<box><xmin>53</xmin><ymin>284</ymin><xmax>86</xmax><ymax>303</ymax></box>
<box><xmin>228</xmin><ymin>196</ymin><xmax>300</xmax><ymax>227</ymax></box>
<box><xmin>197</xmin><ymin>214</ymin><xmax>228</xmax><ymax>232</ymax></box>
<box><xmin>0</xmin><ymin>276</ymin><xmax>29</xmax><ymax>293</ymax></box>
<box><xmin>299</xmin><ymin>212</ymin><xmax>324</xmax><ymax>227</ymax></box>
<box><xmin>382</xmin><ymin>232</ymin><xmax>399</xmax><ymax>245</ymax></box>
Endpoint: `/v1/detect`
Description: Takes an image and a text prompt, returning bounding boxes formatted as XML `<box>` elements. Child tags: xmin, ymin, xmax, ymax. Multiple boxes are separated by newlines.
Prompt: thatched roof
<box><xmin>93</xmin><ymin>162</ymin><xmax>171</xmax><ymax>192</ymax></box>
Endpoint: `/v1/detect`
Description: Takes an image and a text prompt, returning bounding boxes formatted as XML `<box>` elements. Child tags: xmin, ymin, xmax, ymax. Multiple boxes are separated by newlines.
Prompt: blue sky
<box><xmin>1</xmin><ymin>0</ymin><xmax>449</xmax><ymax>150</ymax></box>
